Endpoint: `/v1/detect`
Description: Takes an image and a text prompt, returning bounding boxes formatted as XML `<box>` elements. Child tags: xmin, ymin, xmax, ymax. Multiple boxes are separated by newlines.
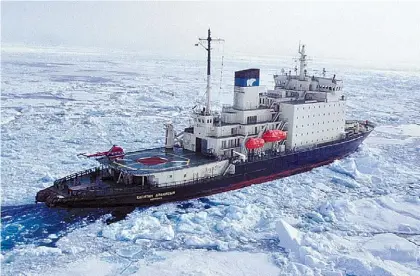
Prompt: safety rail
<box><xmin>54</xmin><ymin>167</ymin><xmax>101</xmax><ymax>185</ymax></box>
<box><xmin>278</xmin><ymin>121</ymin><xmax>288</xmax><ymax>131</ymax></box>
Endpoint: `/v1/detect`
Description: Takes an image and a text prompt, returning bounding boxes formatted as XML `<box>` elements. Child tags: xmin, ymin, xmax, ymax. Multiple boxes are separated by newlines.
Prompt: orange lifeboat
<box><xmin>245</xmin><ymin>138</ymin><xmax>265</xmax><ymax>149</ymax></box>
<box><xmin>262</xmin><ymin>130</ymin><xmax>287</xmax><ymax>142</ymax></box>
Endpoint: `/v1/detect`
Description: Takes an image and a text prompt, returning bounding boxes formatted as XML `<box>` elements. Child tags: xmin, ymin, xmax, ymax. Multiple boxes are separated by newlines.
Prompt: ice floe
<box><xmin>1</xmin><ymin>45</ymin><xmax>420</xmax><ymax>275</ymax></box>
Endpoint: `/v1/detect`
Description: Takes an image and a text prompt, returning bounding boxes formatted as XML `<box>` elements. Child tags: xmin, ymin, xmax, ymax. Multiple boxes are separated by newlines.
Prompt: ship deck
<box><xmin>100</xmin><ymin>147</ymin><xmax>217</xmax><ymax>175</ymax></box>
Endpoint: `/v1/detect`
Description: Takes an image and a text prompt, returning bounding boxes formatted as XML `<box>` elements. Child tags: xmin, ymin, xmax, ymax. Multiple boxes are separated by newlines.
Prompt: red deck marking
<box><xmin>137</xmin><ymin>156</ymin><xmax>169</xmax><ymax>166</ymax></box>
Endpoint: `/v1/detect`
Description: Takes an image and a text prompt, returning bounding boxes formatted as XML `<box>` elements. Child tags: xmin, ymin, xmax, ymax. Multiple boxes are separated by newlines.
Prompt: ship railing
<box><xmin>278</xmin><ymin>120</ymin><xmax>288</xmax><ymax>131</ymax></box>
<box><xmin>264</xmin><ymin>92</ymin><xmax>282</xmax><ymax>99</ymax></box>
<box><xmin>222</xmin><ymin>105</ymin><xmax>235</xmax><ymax>113</ymax></box>
<box><xmin>68</xmin><ymin>185</ymin><xmax>148</xmax><ymax>198</ymax></box>
<box><xmin>54</xmin><ymin>167</ymin><xmax>101</xmax><ymax>186</ymax></box>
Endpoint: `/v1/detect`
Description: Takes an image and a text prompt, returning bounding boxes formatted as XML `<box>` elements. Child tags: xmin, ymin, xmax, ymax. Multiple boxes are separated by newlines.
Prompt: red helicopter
<box><xmin>79</xmin><ymin>145</ymin><xmax>125</xmax><ymax>160</ymax></box>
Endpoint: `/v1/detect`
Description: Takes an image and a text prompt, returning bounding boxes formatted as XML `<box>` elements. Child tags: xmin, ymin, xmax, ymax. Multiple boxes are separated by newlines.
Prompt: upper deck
<box><xmin>99</xmin><ymin>147</ymin><xmax>217</xmax><ymax>175</ymax></box>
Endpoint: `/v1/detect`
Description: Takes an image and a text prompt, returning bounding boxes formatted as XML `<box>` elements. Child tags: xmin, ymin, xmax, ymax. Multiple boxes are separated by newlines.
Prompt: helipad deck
<box><xmin>100</xmin><ymin>147</ymin><xmax>216</xmax><ymax>175</ymax></box>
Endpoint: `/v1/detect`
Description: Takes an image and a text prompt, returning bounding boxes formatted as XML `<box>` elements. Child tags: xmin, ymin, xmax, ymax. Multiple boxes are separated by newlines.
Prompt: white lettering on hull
<box><xmin>136</xmin><ymin>191</ymin><xmax>175</xmax><ymax>201</ymax></box>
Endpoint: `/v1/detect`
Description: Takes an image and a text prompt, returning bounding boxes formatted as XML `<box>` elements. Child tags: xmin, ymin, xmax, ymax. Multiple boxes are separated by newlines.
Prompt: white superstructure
<box><xmin>171</xmin><ymin>44</ymin><xmax>347</xmax><ymax>160</ymax></box>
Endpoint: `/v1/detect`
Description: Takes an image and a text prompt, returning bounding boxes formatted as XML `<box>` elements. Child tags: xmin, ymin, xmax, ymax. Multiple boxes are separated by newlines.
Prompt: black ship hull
<box><xmin>36</xmin><ymin>130</ymin><xmax>371</xmax><ymax>208</ymax></box>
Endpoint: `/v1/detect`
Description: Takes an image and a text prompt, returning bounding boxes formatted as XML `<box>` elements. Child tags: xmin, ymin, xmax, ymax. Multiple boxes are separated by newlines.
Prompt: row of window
<box><xmin>296</xmin><ymin>120</ymin><xmax>344</xmax><ymax>128</ymax></box>
<box><xmin>319</xmin><ymin>85</ymin><xmax>341</xmax><ymax>91</ymax></box>
<box><xmin>296</xmin><ymin>113</ymin><xmax>342</xmax><ymax>119</ymax></box>
<box><xmin>221</xmin><ymin>138</ymin><xmax>240</xmax><ymax>149</ymax></box>
<box><xmin>295</xmin><ymin>127</ymin><xmax>341</xmax><ymax>136</ymax></box>
<box><xmin>246</xmin><ymin>115</ymin><xmax>257</xmax><ymax>124</ymax></box>
<box><xmin>297</xmin><ymin>103</ymin><xmax>343</xmax><ymax>111</ymax></box>
<box><xmin>196</xmin><ymin>118</ymin><xmax>213</xmax><ymax>124</ymax></box>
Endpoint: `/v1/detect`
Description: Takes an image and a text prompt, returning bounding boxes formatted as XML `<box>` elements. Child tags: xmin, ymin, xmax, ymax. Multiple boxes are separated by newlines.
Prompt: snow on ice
<box><xmin>1</xmin><ymin>45</ymin><xmax>420</xmax><ymax>275</ymax></box>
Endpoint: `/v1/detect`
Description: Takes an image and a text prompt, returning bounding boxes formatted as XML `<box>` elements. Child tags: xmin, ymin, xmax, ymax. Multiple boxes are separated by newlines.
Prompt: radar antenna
<box><xmin>195</xmin><ymin>29</ymin><xmax>224</xmax><ymax>115</ymax></box>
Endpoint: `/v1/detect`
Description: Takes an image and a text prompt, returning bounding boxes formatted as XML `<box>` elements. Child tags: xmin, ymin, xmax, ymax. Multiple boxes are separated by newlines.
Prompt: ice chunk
<box><xmin>331</xmin><ymin>176</ymin><xmax>360</xmax><ymax>188</ymax></box>
<box><xmin>134</xmin><ymin>250</ymin><xmax>280</xmax><ymax>276</ymax></box>
<box><xmin>184</xmin><ymin>235</ymin><xmax>217</xmax><ymax>249</ymax></box>
<box><xmin>363</xmin><ymin>233</ymin><xmax>419</xmax><ymax>263</ymax></box>
<box><xmin>276</xmin><ymin>219</ymin><xmax>302</xmax><ymax>253</ymax></box>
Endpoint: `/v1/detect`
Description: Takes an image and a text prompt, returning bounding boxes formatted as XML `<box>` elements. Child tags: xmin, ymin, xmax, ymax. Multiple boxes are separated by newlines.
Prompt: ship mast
<box><xmin>298</xmin><ymin>43</ymin><xmax>307</xmax><ymax>81</ymax></box>
<box><xmin>197</xmin><ymin>29</ymin><xmax>224</xmax><ymax>115</ymax></box>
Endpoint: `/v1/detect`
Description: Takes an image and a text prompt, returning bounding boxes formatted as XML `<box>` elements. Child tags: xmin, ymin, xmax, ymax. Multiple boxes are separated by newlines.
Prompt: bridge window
<box><xmin>247</xmin><ymin>116</ymin><xmax>257</xmax><ymax>124</ymax></box>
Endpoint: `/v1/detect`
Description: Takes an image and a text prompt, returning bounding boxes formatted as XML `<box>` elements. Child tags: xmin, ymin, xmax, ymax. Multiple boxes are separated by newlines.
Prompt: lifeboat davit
<box><xmin>245</xmin><ymin>138</ymin><xmax>265</xmax><ymax>149</ymax></box>
<box><xmin>262</xmin><ymin>130</ymin><xmax>287</xmax><ymax>142</ymax></box>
